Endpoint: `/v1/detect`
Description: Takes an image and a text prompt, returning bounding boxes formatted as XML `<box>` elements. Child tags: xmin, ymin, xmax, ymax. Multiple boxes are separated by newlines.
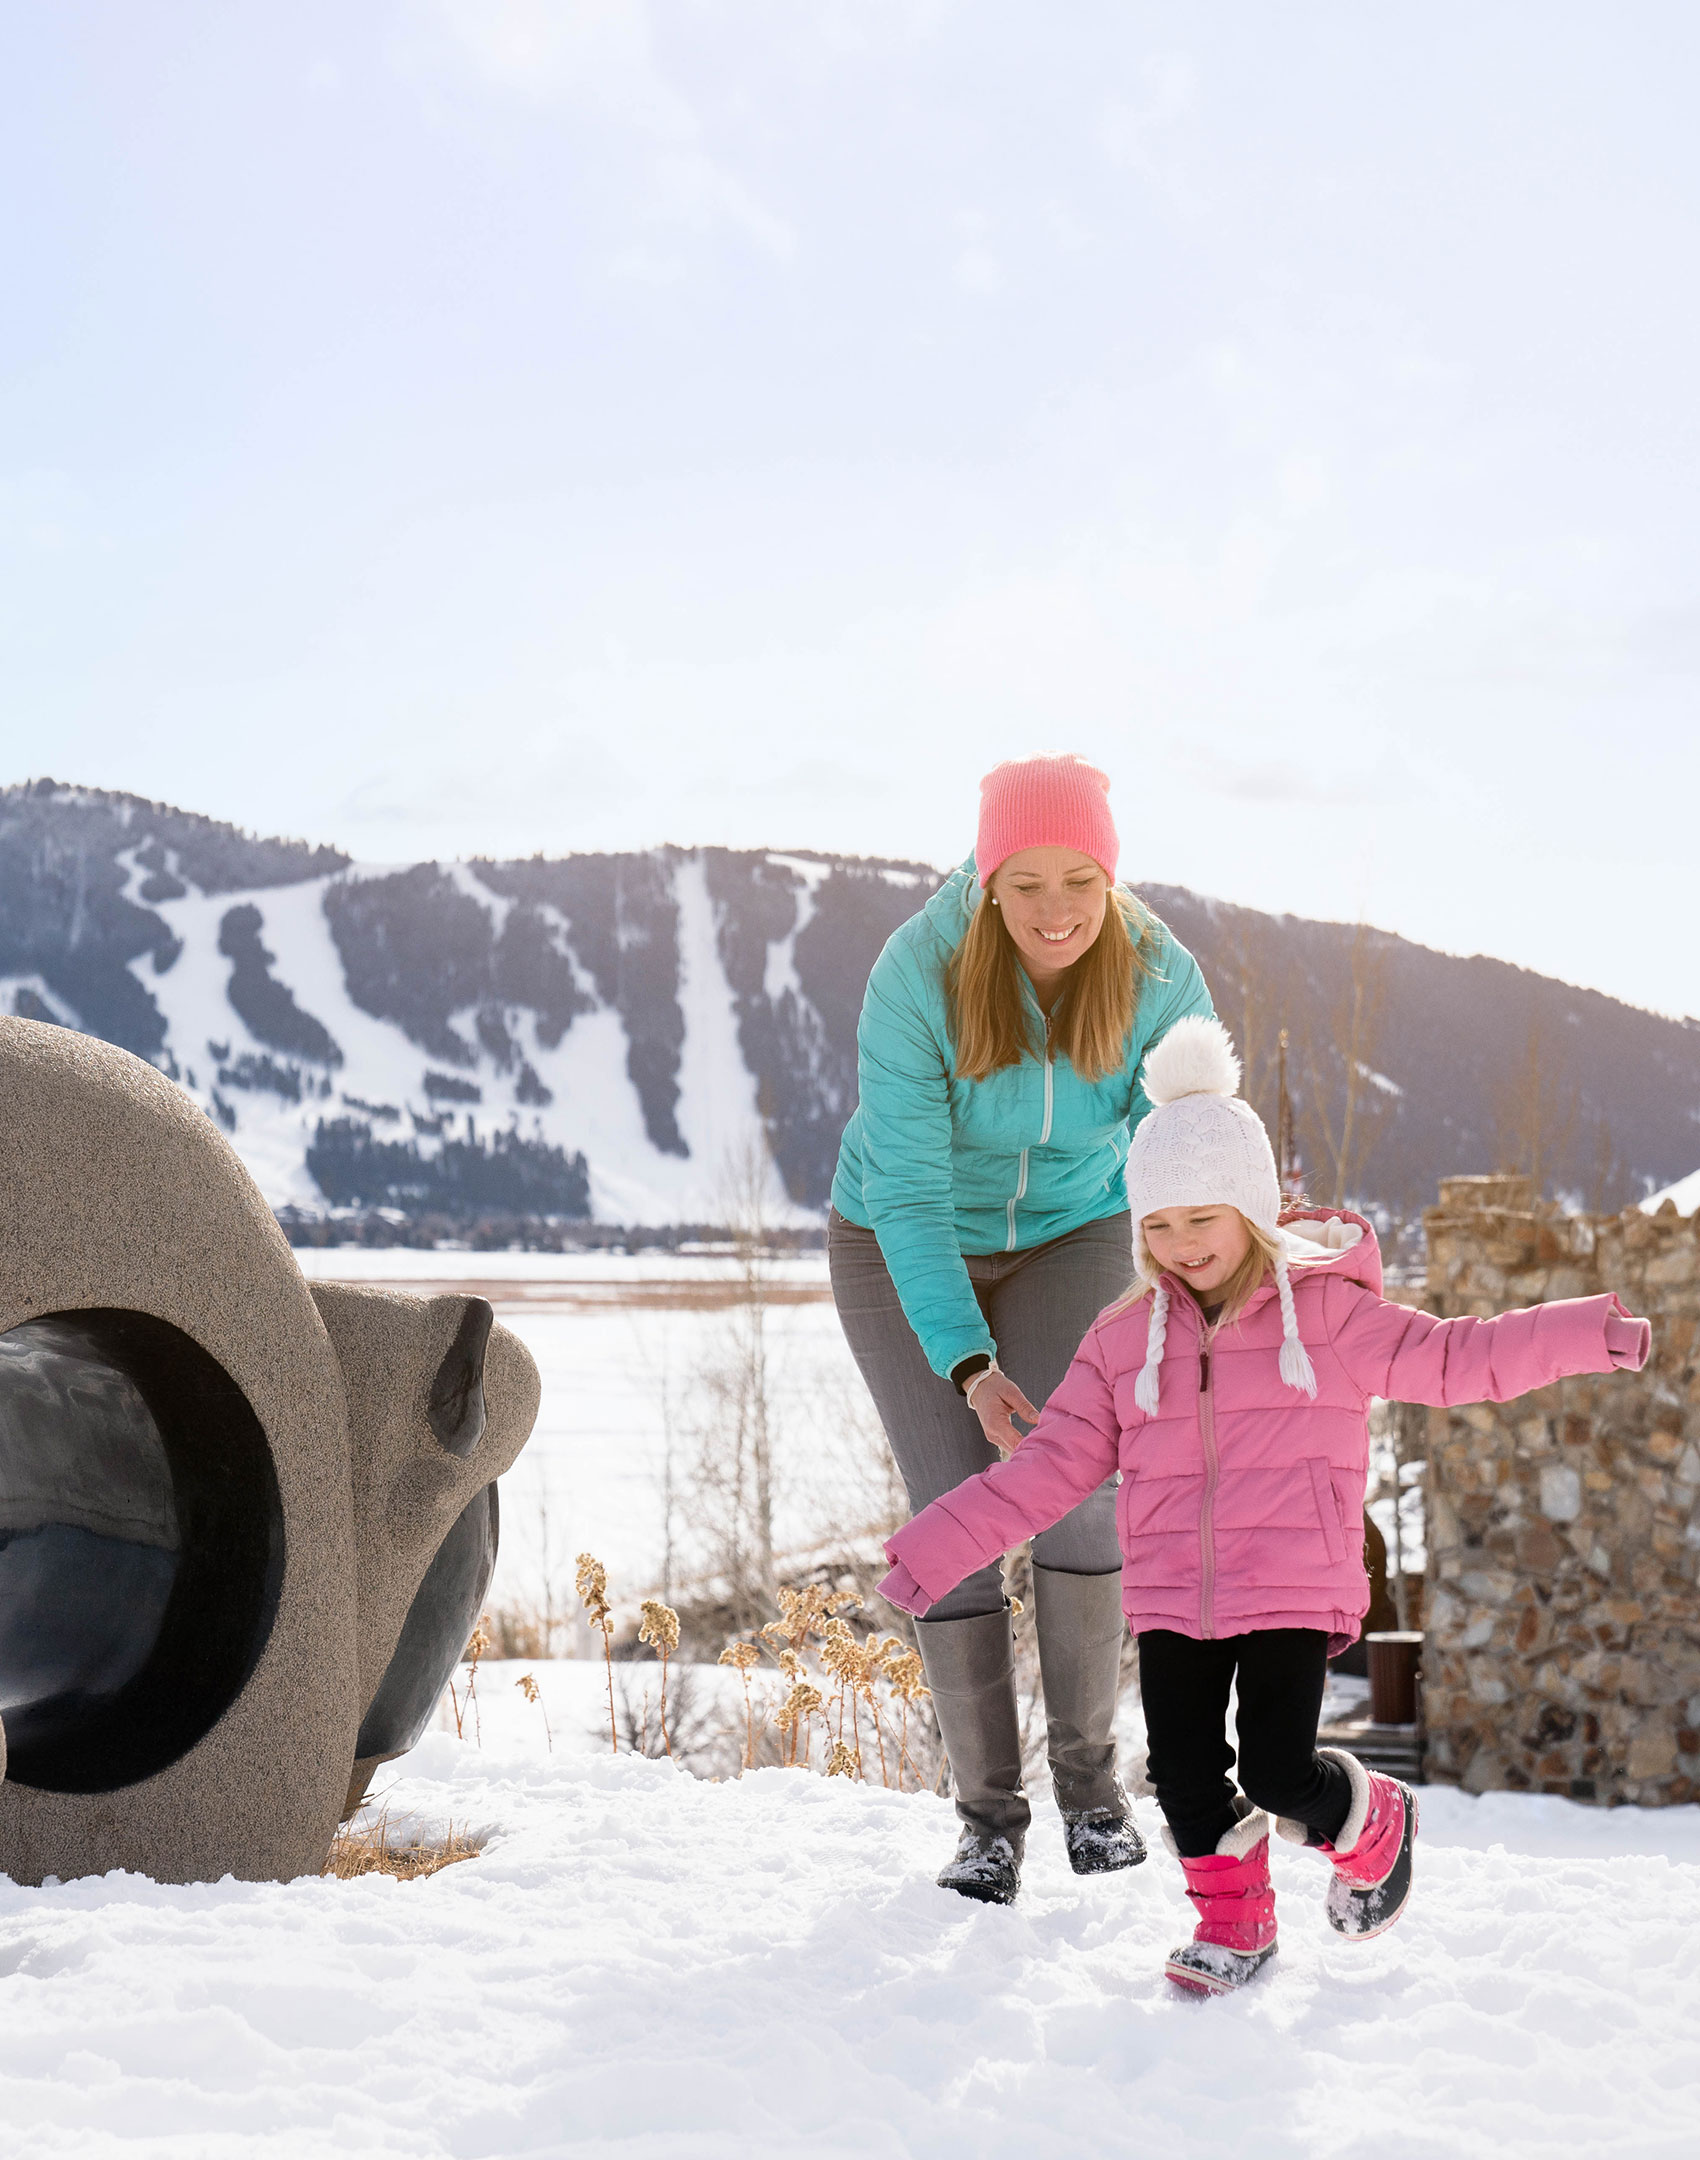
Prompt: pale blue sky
<box><xmin>4</xmin><ymin>3</ymin><xmax>1698</xmax><ymax>1014</ymax></box>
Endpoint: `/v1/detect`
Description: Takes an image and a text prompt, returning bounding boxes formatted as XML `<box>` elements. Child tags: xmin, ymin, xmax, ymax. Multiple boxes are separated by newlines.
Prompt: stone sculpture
<box><xmin>0</xmin><ymin>1017</ymin><xmax>540</xmax><ymax>1882</ymax></box>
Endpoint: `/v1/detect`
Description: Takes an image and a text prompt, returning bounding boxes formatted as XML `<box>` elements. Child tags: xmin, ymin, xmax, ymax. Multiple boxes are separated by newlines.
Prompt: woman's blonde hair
<box><xmin>946</xmin><ymin>884</ymin><xmax>1154</xmax><ymax>1083</ymax></box>
<box><xmin>1111</xmin><ymin>1210</ymin><xmax>1285</xmax><ymax>1329</ymax></box>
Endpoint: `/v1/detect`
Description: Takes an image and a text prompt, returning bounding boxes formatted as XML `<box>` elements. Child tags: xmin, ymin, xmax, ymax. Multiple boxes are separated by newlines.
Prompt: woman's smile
<box><xmin>990</xmin><ymin>845</ymin><xmax>1110</xmax><ymax>986</ymax></box>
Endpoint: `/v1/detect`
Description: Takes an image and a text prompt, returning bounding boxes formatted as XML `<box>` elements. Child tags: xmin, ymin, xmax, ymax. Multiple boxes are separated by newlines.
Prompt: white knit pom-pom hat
<box><xmin>1126</xmin><ymin>1015</ymin><xmax>1317</xmax><ymax>1414</ymax></box>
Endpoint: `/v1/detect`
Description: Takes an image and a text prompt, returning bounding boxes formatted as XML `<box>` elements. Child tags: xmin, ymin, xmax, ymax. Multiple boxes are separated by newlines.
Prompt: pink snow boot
<box><xmin>1163</xmin><ymin>1807</ymin><xmax>1278</xmax><ymax>1997</ymax></box>
<box><xmin>1277</xmin><ymin>1746</ymin><xmax>1417</xmax><ymax>1941</ymax></box>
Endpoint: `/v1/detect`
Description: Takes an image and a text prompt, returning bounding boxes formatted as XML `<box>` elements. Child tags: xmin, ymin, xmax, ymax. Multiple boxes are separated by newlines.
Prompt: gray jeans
<box><xmin>828</xmin><ymin>1209</ymin><xmax>1135</xmax><ymax>1622</ymax></box>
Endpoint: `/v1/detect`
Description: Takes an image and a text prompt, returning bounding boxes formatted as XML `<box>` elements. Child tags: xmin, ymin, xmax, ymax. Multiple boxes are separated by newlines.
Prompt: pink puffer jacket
<box><xmin>880</xmin><ymin>1210</ymin><xmax>1650</xmax><ymax>1650</ymax></box>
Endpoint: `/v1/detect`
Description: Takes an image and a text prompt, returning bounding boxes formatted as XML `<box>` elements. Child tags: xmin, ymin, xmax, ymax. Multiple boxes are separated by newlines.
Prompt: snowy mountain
<box><xmin>5</xmin><ymin>779</ymin><xmax>1699</xmax><ymax>1230</ymax></box>
<box><xmin>1141</xmin><ymin>884</ymin><xmax>1700</xmax><ymax>1225</ymax></box>
<box><xmin>0</xmin><ymin>782</ymin><xmax>932</xmax><ymax>1225</ymax></box>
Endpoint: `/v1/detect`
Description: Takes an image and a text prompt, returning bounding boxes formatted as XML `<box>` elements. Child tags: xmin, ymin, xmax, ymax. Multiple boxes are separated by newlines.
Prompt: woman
<box><xmin>829</xmin><ymin>753</ymin><xmax>1214</xmax><ymax>1904</ymax></box>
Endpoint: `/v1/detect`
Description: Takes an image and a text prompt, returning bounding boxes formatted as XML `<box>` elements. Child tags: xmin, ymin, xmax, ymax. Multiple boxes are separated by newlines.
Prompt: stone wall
<box><xmin>1420</xmin><ymin>1175</ymin><xmax>1700</xmax><ymax>1803</ymax></box>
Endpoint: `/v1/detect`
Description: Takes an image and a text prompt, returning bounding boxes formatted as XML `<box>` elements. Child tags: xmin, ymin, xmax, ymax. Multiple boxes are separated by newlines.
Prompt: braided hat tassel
<box><xmin>1134</xmin><ymin>1286</ymin><xmax>1170</xmax><ymax>1416</ymax></box>
<box><xmin>1274</xmin><ymin>1254</ymin><xmax>1318</xmax><ymax>1397</ymax></box>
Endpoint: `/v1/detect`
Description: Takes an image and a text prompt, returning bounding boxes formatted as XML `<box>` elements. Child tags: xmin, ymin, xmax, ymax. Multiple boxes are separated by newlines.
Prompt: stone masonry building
<box><xmin>1419</xmin><ymin>1175</ymin><xmax>1700</xmax><ymax>1803</ymax></box>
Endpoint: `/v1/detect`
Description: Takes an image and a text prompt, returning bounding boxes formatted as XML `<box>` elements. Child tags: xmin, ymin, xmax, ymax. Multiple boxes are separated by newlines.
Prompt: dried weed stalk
<box><xmin>516</xmin><ymin>1671</ymin><xmax>552</xmax><ymax>1752</ymax></box>
<box><xmin>448</xmin><ymin>1614</ymin><xmax>492</xmax><ymax>1743</ymax></box>
<box><xmin>576</xmin><ymin>1552</ymin><xmax>617</xmax><ymax>1753</ymax></box>
<box><xmin>637</xmin><ymin>1599</ymin><xmax>682</xmax><ymax>1757</ymax></box>
<box><xmin>717</xmin><ymin>1639</ymin><xmax>763</xmax><ymax>1768</ymax></box>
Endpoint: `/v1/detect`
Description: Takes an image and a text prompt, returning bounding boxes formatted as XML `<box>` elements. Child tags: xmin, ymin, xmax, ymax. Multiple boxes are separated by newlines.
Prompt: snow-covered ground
<box><xmin>4</xmin><ymin>1661</ymin><xmax>1696</xmax><ymax>2159</ymax></box>
<box><xmin>95</xmin><ymin>1250</ymin><xmax>1671</xmax><ymax>2155</ymax></box>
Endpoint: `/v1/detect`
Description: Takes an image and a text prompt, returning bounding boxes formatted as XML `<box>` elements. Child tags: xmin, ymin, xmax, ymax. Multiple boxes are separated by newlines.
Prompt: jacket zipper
<box><xmin>1005</xmin><ymin>1015</ymin><xmax>1054</xmax><ymax>1251</ymax></box>
<box><xmin>1005</xmin><ymin>1152</ymin><xmax>1028</xmax><ymax>1250</ymax></box>
<box><xmin>1197</xmin><ymin>1316</ymin><xmax>1221</xmax><ymax>1639</ymax></box>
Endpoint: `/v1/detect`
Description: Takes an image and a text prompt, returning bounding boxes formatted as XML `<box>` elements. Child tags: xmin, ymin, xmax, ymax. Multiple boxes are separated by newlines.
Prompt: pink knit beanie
<box><xmin>975</xmin><ymin>754</ymin><xmax>1119</xmax><ymax>887</ymax></box>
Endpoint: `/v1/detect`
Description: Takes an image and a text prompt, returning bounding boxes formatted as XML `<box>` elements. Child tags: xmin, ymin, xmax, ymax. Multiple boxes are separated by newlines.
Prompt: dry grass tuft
<box><xmin>582</xmin><ymin>1560</ymin><xmax>949</xmax><ymax>1790</ymax></box>
<box><xmin>323</xmin><ymin>1813</ymin><xmax>484</xmax><ymax>1881</ymax></box>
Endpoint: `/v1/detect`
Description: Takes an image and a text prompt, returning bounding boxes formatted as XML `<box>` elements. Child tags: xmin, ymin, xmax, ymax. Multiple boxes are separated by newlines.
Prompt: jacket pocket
<box><xmin>1306</xmin><ymin>1457</ymin><xmax>1346</xmax><ymax>1566</ymax></box>
<box><xmin>1120</xmin><ymin>1472</ymin><xmax>1204</xmax><ymax>1588</ymax></box>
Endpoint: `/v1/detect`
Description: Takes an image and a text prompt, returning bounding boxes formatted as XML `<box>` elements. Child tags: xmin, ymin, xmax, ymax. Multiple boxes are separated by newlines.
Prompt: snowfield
<box><xmin>291</xmin><ymin>1251</ymin><xmax>872</xmax><ymax>1610</ymax></box>
<box><xmin>3</xmin><ymin>1665</ymin><xmax>1697</xmax><ymax>2159</ymax></box>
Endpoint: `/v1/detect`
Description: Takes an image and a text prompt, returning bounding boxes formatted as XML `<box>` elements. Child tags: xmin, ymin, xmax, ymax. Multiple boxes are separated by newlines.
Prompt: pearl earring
<box><xmin>991</xmin><ymin>896</ymin><xmax>1000</xmax><ymax>906</ymax></box>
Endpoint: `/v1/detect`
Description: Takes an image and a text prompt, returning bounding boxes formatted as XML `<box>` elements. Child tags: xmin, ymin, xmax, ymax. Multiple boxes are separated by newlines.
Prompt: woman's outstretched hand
<box><xmin>968</xmin><ymin>1370</ymin><xmax>1042</xmax><ymax>1455</ymax></box>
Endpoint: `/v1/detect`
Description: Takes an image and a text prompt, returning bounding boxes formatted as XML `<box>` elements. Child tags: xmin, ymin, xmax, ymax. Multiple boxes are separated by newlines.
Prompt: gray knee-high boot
<box><xmin>1032</xmin><ymin>1564</ymin><xmax>1146</xmax><ymax>1876</ymax></box>
<box><xmin>915</xmin><ymin>1606</ymin><xmax>1029</xmax><ymax>1905</ymax></box>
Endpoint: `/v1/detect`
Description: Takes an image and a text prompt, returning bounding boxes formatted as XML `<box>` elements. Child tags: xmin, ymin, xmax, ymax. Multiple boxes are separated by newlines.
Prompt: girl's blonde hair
<box><xmin>946</xmin><ymin>885</ymin><xmax>1154</xmax><ymax>1083</ymax></box>
<box><xmin>1111</xmin><ymin>1210</ymin><xmax>1285</xmax><ymax>1329</ymax></box>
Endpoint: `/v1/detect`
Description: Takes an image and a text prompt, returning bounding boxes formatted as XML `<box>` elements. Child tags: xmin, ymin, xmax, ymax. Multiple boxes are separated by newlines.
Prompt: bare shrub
<box><xmin>1301</xmin><ymin>922</ymin><xmax>1393</xmax><ymax>1210</ymax></box>
<box><xmin>486</xmin><ymin>1600</ymin><xmax>554</xmax><ymax>1660</ymax></box>
<box><xmin>606</xmin><ymin>1664</ymin><xmax>744</xmax><ymax>1779</ymax></box>
<box><xmin>674</xmin><ymin>1142</ymin><xmax>784</xmax><ymax>1636</ymax></box>
<box><xmin>1493</xmin><ymin>1015</ymin><xmax>1580</xmax><ymax>1202</ymax></box>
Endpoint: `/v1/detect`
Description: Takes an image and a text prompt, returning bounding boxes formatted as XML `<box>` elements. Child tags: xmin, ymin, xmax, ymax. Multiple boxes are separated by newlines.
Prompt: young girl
<box><xmin>877</xmin><ymin>1016</ymin><xmax>1651</xmax><ymax>1995</ymax></box>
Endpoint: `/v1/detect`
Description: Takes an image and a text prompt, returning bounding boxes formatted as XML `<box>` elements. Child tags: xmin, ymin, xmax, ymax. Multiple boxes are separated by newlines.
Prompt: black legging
<box><xmin>1138</xmin><ymin>1627</ymin><xmax>1353</xmax><ymax>1858</ymax></box>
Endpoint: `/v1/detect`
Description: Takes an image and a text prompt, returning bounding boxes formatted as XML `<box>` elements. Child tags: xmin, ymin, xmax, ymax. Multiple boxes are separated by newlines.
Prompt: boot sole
<box><xmin>1165</xmin><ymin>1943</ymin><xmax>1277</xmax><ymax>1996</ymax></box>
<box><xmin>938</xmin><ymin>1875</ymin><xmax>1019</xmax><ymax>1906</ymax></box>
<box><xmin>1068</xmin><ymin>1847</ymin><xmax>1147</xmax><ymax>1876</ymax></box>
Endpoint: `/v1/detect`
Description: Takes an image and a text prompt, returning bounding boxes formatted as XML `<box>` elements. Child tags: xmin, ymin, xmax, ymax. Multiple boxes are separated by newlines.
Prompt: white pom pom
<box><xmin>1140</xmin><ymin>1016</ymin><xmax>1242</xmax><ymax>1107</ymax></box>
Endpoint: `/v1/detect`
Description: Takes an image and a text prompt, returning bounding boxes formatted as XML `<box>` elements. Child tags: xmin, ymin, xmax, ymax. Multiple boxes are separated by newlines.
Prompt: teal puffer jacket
<box><xmin>831</xmin><ymin>859</ymin><xmax>1215</xmax><ymax>1377</ymax></box>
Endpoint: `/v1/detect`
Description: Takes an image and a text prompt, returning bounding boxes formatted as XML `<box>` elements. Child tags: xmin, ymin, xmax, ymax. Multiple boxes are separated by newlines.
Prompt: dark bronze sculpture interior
<box><xmin>354</xmin><ymin>1482</ymin><xmax>499</xmax><ymax>1764</ymax></box>
<box><xmin>0</xmin><ymin>1310</ymin><xmax>285</xmax><ymax>1793</ymax></box>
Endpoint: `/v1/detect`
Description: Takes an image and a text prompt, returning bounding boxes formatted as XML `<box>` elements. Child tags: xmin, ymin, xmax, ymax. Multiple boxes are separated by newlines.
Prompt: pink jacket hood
<box><xmin>1129</xmin><ymin>1207</ymin><xmax>1384</xmax><ymax>1415</ymax></box>
<box><xmin>882</xmin><ymin>1211</ymin><xmax>1649</xmax><ymax>1652</ymax></box>
<box><xmin>1274</xmin><ymin>1208</ymin><xmax>1382</xmax><ymax>1292</ymax></box>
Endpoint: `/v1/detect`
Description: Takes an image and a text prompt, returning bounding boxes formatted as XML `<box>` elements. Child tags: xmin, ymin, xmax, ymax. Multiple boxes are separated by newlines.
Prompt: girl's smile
<box><xmin>1141</xmin><ymin>1206</ymin><xmax>1253</xmax><ymax>1297</ymax></box>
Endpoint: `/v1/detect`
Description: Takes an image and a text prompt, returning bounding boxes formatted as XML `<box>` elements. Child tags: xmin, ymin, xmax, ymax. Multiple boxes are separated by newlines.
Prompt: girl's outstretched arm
<box><xmin>878</xmin><ymin>1326</ymin><xmax>1123</xmax><ymax>1617</ymax></box>
<box><xmin>1322</xmin><ymin>1278</ymin><xmax>1650</xmax><ymax>1406</ymax></box>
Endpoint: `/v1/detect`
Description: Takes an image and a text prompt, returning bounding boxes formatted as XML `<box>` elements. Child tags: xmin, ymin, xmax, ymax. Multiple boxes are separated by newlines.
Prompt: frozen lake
<box><xmin>294</xmin><ymin>1249</ymin><xmax>881</xmax><ymax>1621</ymax></box>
